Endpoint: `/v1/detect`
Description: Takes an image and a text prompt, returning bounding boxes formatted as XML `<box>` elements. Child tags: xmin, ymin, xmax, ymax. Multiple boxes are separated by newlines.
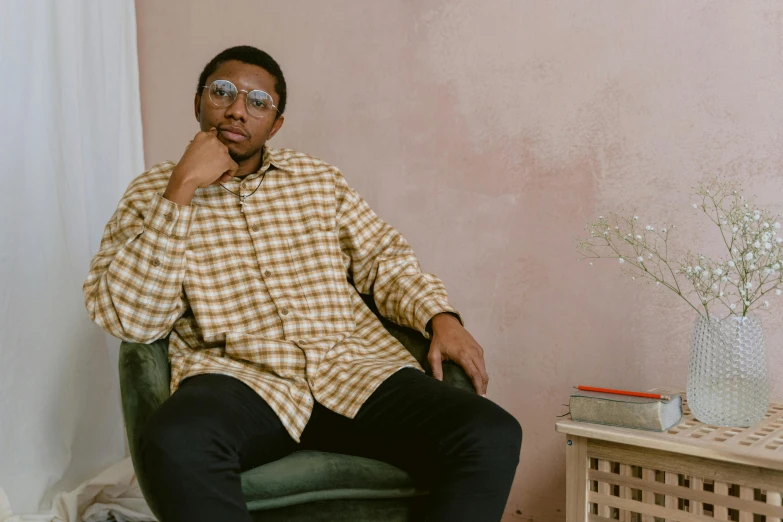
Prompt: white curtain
<box><xmin>0</xmin><ymin>0</ymin><xmax>144</xmax><ymax>516</ymax></box>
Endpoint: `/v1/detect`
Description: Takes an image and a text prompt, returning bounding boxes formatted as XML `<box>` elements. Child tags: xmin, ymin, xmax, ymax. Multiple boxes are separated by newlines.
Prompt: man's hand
<box><xmin>427</xmin><ymin>313</ymin><xmax>489</xmax><ymax>396</ymax></box>
<box><xmin>163</xmin><ymin>128</ymin><xmax>239</xmax><ymax>206</ymax></box>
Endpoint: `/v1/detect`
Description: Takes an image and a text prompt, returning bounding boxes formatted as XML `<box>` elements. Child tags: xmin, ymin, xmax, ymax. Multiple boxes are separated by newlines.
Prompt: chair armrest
<box><xmin>360</xmin><ymin>293</ymin><xmax>476</xmax><ymax>394</ymax></box>
<box><xmin>118</xmin><ymin>338</ymin><xmax>170</xmax><ymax>518</ymax></box>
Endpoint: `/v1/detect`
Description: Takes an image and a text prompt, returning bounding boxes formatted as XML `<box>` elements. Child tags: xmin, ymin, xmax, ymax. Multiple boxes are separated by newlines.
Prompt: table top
<box><xmin>556</xmin><ymin>396</ymin><xmax>783</xmax><ymax>471</ymax></box>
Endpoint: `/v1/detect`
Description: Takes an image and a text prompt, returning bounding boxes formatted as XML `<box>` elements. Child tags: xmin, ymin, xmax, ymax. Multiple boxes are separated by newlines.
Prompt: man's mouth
<box><xmin>219</xmin><ymin>127</ymin><xmax>249</xmax><ymax>142</ymax></box>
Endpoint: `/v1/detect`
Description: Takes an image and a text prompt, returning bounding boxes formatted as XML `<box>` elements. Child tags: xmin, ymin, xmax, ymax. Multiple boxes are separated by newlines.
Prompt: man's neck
<box><xmin>234</xmin><ymin>151</ymin><xmax>264</xmax><ymax>178</ymax></box>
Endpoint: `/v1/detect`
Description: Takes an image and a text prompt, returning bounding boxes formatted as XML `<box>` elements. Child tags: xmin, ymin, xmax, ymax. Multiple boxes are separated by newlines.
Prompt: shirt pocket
<box><xmin>286</xmin><ymin>228</ymin><xmax>354</xmax><ymax>323</ymax></box>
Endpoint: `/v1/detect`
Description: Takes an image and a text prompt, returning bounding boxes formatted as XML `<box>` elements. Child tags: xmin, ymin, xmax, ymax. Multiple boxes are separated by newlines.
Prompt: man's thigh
<box><xmin>302</xmin><ymin>368</ymin><xmax>516</xmax><ymax>484</ymax></box>
<box><xmin>143</xmin><ymin>373</ymin><xmax>296</xmax><ymax>472</ymax></box>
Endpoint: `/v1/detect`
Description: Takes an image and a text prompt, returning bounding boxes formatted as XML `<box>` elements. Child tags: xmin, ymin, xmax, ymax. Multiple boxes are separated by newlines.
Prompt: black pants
<box><xmin>140</xmin><ymin>368</ymin><xmax>522</xmax><ymax>522</ymax></box>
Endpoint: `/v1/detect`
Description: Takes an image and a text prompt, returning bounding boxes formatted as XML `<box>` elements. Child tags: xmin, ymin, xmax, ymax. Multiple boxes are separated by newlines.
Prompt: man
<box><xmin>85</xmin><ymin>45</ymin><xmax>521</xmax><ymax>522</ymax></box>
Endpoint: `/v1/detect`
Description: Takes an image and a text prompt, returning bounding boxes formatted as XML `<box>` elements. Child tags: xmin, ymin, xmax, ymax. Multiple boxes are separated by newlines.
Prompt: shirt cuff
<box><xmin>415</xmin><ymin>298</ymin><xmax>463</xmax><ymax>340</ymax></box>
<box><xmin>144</xmin><ymin>194</ymin><xmax>198</xmax><ymax>239</ymax></box>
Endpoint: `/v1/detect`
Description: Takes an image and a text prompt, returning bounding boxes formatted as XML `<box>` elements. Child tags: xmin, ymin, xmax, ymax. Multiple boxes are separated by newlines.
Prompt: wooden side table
<box><xmin>556</xmin><ymin>397</ymin><xmax>783</xmax><ymax>522</ymax></box>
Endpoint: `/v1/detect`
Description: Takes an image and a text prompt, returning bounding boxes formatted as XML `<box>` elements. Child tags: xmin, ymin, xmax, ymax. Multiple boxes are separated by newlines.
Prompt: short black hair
<box><xmin>197</xmin><ymin>46</ymin><xmax>287</xmax><ymax>115</ymax></box>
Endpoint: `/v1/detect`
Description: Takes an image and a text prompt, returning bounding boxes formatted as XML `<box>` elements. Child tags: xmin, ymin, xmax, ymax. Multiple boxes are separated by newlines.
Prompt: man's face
<box><xmin>195</xmin><ymin>60</ymin><xmax>284</xmax><ymax>164</ymax></box>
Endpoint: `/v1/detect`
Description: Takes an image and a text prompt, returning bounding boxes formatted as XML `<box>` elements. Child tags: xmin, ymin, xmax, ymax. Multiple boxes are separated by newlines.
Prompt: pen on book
<box><xmin>575</xmin><ymin>386</ymin><xmax>671</xmax><ymax>401</ymax></box>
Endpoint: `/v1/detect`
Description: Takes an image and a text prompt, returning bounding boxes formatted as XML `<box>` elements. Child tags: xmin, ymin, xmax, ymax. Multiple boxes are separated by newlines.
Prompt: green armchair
<box><xmin>119</xmin><ymin>294</ymin><xmax>474</xmax><ymax>521</ymax></box>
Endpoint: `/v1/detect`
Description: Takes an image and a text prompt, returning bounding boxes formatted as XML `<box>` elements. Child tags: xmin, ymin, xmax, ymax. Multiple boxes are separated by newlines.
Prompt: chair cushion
<box><xmin>241</xmin><ymin>450</ymin><xmax>426</xmax><ymax>511</ymax></box>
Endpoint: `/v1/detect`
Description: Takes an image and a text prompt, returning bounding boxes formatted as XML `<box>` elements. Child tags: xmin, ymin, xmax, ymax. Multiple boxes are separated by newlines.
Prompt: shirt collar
<box><xmin>226</xmin><ymin>147</ymin><xmax>290</xmax><ymax>184</ymax></box>
<box><xmin>262</xmin><ymin>146</ymin><xmax>291</xmax><ymax>172</ymax></box>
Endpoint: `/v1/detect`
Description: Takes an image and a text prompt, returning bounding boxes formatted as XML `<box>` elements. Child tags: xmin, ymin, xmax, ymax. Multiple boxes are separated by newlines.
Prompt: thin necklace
<box><xmin>218</xmin><ymin>170</ymin><xmax>267</xmax><ymax>213</ymax></box>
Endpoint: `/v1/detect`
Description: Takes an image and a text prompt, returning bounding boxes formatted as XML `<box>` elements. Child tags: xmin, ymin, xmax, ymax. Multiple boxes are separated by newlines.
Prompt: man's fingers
<box><xmin>473</xmin><ymin>351</ymin><xmax>490</xmax><ymax>395</ymax></box>
<box><xmin>227</xmin><ymin>159</ymin><xmax>239</xmax><ymax>177</ymax></box>
<box><xmin>429</xmin><ymin>348</ymin><xmax>443</xmax><ymax>381</ymax></box>
<box><xmin>464</xmin><ymin>359</ymin><xmax>487</xmax><ymax>396</ymax></box>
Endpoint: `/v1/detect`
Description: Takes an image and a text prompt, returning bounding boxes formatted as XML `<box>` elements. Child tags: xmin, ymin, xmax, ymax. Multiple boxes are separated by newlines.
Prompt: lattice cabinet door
<box><xmin>565</xmin><ymin>436</ymin><xmax>783</xmax><ymax>522</ymax></box>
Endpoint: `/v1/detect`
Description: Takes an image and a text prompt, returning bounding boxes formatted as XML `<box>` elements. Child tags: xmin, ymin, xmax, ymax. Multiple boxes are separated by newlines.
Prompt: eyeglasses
<box><xmin>201</xmin><ymin>80</ymin><xmax>279</xmax><ymax>118</ymax></box>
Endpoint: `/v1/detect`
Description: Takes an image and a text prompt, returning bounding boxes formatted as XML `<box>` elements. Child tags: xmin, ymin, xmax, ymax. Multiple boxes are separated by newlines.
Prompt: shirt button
<box><xmin>264</xmin><ymin>269</ymin><xmax>271</xmax><ymax>277</ymax></box>
<box><xmin>252</xmin><ymin>224</ymin><xmax>260</xmax><ymax>231</ymax></box>
<box><xmin>281</xmin><ymin>307</ymin><xmax>289</xmax><ymax>315</ymax></box>
<box><xmin>152</xmin><ymin>258</ymin><xmax>161</xmax><ymax>267</ymax></box>
<box><xmin>164</xmin><ymin>213</ymin><xmax>173</xmax><ymax>221</ymax></box>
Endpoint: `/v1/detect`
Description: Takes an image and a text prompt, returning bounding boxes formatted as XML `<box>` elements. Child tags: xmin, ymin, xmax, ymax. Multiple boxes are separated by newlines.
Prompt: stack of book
<box><xmin>568</xmin><ymin>386</ymin><xmax>683</xmax><ymax>432</ymax></box>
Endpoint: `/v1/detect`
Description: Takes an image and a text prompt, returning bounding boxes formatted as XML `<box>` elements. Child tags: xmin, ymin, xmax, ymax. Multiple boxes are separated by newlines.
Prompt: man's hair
<box><xmin>197</xmin><ymin>46</ymin><xmax>287</xmax><ymax>115</ymax></box>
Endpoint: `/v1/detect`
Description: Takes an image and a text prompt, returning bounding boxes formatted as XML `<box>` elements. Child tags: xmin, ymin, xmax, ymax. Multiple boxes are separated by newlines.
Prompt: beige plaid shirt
<box><xmin>84</xmin><ymin>147</ymin><xmax>460</xmax><ymax>441</ymax></box>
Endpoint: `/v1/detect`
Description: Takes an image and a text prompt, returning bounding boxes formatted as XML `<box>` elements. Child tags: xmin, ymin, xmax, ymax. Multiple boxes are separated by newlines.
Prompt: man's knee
<box><xmin>462</xmin><ymin>402</ymin><xmax>522</xmax><ymax>462</ymax></box>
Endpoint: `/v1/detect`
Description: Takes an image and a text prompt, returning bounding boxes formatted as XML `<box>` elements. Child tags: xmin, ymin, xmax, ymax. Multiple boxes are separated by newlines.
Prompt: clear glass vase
<box><xmin>687</xmin><ymin>314</ymin><xmax>769</xmax><ymax>427</ymax></box>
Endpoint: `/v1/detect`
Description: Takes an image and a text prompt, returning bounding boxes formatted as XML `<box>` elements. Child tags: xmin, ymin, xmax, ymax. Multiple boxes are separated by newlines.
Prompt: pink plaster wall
<box><xmin>135</xmin><ymin>1</ymin><xmax>783</xmax><ymax>519</ymax></box>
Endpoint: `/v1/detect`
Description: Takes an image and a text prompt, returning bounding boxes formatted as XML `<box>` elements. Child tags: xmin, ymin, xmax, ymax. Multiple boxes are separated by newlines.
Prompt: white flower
<box><xmin>732</xmin><ymin>247</ymin><xmax>739</xmax><ymax>254</ymax></box>
<box><xmin>648</xmin><ymin>253</ymin><xmax>653</xmax><ymax>259</ymax></box>
<box><xmin>746</xmin><ymin>282</ymin><xmax>754</xmax><ymax>289</ymax></box>
<box><xmin>719</xmin><ymin>291</ymin><xmax>724</xmax><ymax>297</ymax></box>
<box><xmin>765</xmin><ymin>242</ymin><xmax>772</xmax><ymax>250</ymax></box>
<box><xmin>764</xmin><ymin>268</ymin><xmax>772</xmax><ymax>276</ymax></box>
<box><xmin>774</xmin><ymin>263</ymin><xmax>781</xmax><ymax>270</ymax></box>
<box><xmin>745</xmin><ymin>300</ymin><xmax>751</xmax><ymax>305</ymax></box>
<box><xmin>692</xmin><ymin>204</ymin><xmax>698</xmax><ymax>209</ymax></box>
<box><xmin>763</xmin><ymin>222</ymin><xmax>770</xmax><ymax>229</ymax></box>
<box><xmin>776</xmin><ymin>289</ymin><xmax>782</xmax><ymax>296</ymax></box>
<box><xmin>636</xmin><ymin>235</ymin><xmax>642</xmax><ymax>240</ymax></box>
<box><xmin>746</xmin><ymin>252</ymin><xmax>755</xmax><ymax>260</ymax></box>
<box><xmin>754</xmin><ymin>241</ymin><xmax>761</xmax><ymax>249</ymax></box>
<box><xmin>603</xmin><ymin>231</ymin><xmax>608</xmax><ymax>236</ymax></box>
<box><xmin>750</xmin><ymin>264</ymin><xmax>757</xmax><ymax>270</ymax></box>
<box><xmin>694</xmin><ymin>266</ymin><xmax>702</xmax><ymax>272</ymax></box>
<box><xmin>633</xmin><ymin>216</ymin><xmax>639</xmax><ymax>220</ymax></box>
<box><xmin>618</xmin><ymin>258</ymin><xmax>625</xmax><ymax>264</ymax></box>
<box><xmin>763</xmin><ymin>233</ymin><xmax>771</xmax><ymax>242</ymax></box>
<box><xmin>599</xmin><ymin>215</ymin><xmax>604</xmax><ymax>219</ymax></box>
<box><xmin>778</xmin><ymin>238</ymin><xmax>783</xmax><ymax>243</ymax></box>
<box><xmin>728</xmin><ymin>261</ymin><xmax>736</xmax><ymax>267</ymax></box>
<box><xmin>645</xmin><ymin>225</ymin><xmax>653</xmax><ymax>231</ymax></box>
<box><xmin>765</xmin><ymin>301</ymin><xmax>770</xmax><ymax>307</ymax></box>
<box><xmin>721</xmin><ymin>276</ymin><xmax>728</xmax><ymax>282</ymax></box>
<box><xmin>637</xmin><ymin>256</ymin><xmax>644</xmax><ymax>262</ymax></box>
<box><xmin>730</xmin><ymin>303</ymin><xmax>737</xmax><ymax>310</ymax></box>
<box><xmin>732</xmin><ymin>227</ymin><xmax>739</xmax><ymax>233</ymax></box>
<box><xmin>714</xmin><ymin>268</ymin><xmax>723</xmax><ymax>275</ymax></box>
<box><xmin>661</xmin><ymin>228</ymin><xmax>667</xmax><ymax>233</ymax></box>
<box><xmin>712</xmin><ymin>284</ymin><xmax>718</xmax><ymax>290</ymax></box>
<box><xmin>775</xmin><ymin>222</ymin><xmax>781</xmax><ymax>229</ymax></box>
<box><xmin>721</xmin><ymin>220</ymin><xmax>728</xmax><ymax>225</ymax></box>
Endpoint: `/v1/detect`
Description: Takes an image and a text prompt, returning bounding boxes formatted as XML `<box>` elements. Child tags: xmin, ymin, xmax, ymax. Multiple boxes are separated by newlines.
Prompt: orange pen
<box><xmin>576</xmin><ymin>386</ymin><xmax>671</xmax><ymax>401</ymax></box>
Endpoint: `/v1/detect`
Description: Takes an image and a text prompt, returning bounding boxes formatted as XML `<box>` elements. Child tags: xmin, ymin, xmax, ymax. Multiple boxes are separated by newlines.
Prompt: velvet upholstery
<box><xmin>119</xmin><ymin>293</ymin><xmax>474</xmax><ymax>520</ymax></box>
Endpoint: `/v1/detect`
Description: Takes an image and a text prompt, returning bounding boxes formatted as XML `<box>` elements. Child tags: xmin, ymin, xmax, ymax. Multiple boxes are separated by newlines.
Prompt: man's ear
<box><xmin>268</xmin><ymin>114</ymin><xmax>285</xmax><ymax>140</ymax></box>
<box><xmin>194</xmin><ymin>93</ymin><xmax>202</xmax><ymax>123</ymax></box>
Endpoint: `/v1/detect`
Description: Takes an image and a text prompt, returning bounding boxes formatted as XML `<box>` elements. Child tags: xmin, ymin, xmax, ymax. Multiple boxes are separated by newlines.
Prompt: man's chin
<box><xmin>228</xmin><ymin>144</ymin><xmax>263</xmax><ymax>163</ymax></box>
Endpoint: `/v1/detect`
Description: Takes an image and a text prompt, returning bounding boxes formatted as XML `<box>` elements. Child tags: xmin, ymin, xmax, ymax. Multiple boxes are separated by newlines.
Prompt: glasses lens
<box><xmin>208</xmin><ymin>80</ymin><xmax>237</xmax><ymax>107</ymax></box>
<box><xmin>246</xmin><ymin>90</ymin><xmax>275</xmax><ymax>117</ymax></box>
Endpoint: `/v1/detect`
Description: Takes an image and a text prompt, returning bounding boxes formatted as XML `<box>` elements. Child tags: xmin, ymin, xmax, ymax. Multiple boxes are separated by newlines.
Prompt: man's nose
<box><xmin>224</xmin><ymin>93</ymin><xmax>248</xmax><ymax>121</ymax></box>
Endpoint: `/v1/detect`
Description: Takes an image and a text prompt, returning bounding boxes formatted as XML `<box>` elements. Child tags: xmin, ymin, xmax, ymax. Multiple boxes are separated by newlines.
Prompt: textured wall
<box><xmin>135</xmin><ymin>1</ymin><xmax>783</xmax><ymax>519</ymax></box>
